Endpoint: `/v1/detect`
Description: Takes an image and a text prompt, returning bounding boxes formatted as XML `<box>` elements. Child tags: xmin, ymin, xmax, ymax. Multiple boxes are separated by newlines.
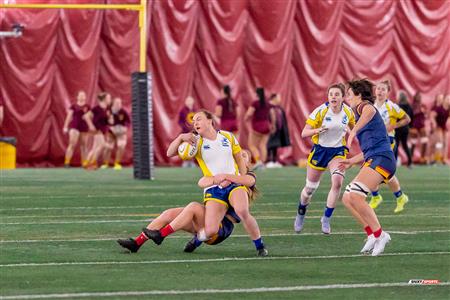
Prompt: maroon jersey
<box><xmin>178</xmin><ymin>106</ymin><xmax>195</xmax><ymax>133</ymax></box>
<box><xmin>113</xmin><ymin>108</ymin><xmax>130</xmax><ymax>126</ymax></box>
<box><xmin>91</xmin><ymin>105</ymin><xmax>110</xmax><ymax>133</ymax></box>
<box><xmin>433</xmin><ymin>105</ymin><xmax>449</xmax><ymax>130</ymax></box>
<box><xmin>251</xmin><ymin>100</ymin><xmax>272</xmax><ymax>134</ymax></box>
<box><xmin>217</xmin><ymin>97</ymin><xmax>238</xmax><ymax>132</ymax></box>
<box><xmin>69</xmin><ymin>103</ymin><xmax>90</xmax><ymax>132</ymax></box>
<box><xmin>412</xmin><ymin>103</ymin><xmax>426</xmax><ymax>129</ymax></box>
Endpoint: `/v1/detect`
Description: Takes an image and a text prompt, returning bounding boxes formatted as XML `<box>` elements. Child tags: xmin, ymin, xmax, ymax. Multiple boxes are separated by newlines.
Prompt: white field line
<box><xmin>1</xmin><ymin>229</ymin><xmax>449</xmax><ymax>244</ymax></box>
<box><xmin>0</xmin><ymin>209</ymin><xmax>447</xmax><ymax>219</ymax></box>
<box><xmin>0</xmin><ymin>198</ymin><xmax>448</xmax><ymax>212</ymax></box>
<box><xmin>1</xmin><ymin>282</ymin><xmax>449</xmax><ymax>299</ymax></box>
<box><xmin>0</xmin><ymin>189</ymin><xmax>448</xmax><ymax>201</ymax></box>
<box><xmin>0</xmin><ymin>214</ymin><xmax>449</xmax><ymax>225</ymax></box>
<box><xmin>0</xmin><ymin>251</ymin><xmax>449</xmax><ymax>268</ymax></box>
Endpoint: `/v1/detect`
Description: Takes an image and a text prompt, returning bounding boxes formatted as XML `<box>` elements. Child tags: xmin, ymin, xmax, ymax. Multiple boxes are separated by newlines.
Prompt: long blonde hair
<box><xmin>242</xmin><ymin>149</ymin><xmax>260</xmax><ymax>203</ymax></box>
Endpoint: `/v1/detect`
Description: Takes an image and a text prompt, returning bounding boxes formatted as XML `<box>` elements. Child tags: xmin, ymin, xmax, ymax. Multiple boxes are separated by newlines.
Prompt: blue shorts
<box><xmin>307</xmin><ymin>144</ymin><xmax>348</xmax><ymax>170</ymax></box>
<box><xmin>206</xmin><ymin>216</ymin><xmax>235</xmax><ymax>245</ymax></box>
<box><xmin>363</xmin><ymin>151</ymin><xmax>396</xmax><ymax>183</ymax></box>
<box><xmin>203</xmin><ymin>183</ymin><xmax>247</xmax><ymax>208</ymax></box>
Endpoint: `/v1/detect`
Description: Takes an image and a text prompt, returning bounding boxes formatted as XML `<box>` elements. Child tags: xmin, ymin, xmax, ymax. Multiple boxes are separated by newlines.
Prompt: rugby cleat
<box><xmin>183</xmin><ymin>237</ymin><xmax>200</xmax><ymax>253</ymax></box>
<box><xmin>371</xmin><ymin>231</ymin><xmax>391</xmax><ymax>256</ymax></box>
<box><xmin>294</xmin><ymin>213</ymin><xmax>305</xmax><ymax>233</ymax></box>
<box><xmin>360</xmin><ymin>235</ymin><xmax>376</xmax><ymax>254</ymax></box>
<box><xmin>113</xmin><ymin>163</ymin><xmax>123</xmax><ymax>170</ymax></box>
<box><xmin>117</xmin><ymin>238</ymin><xmax>140</xmax><ymax>253</ymax></box>
<box><xmin>320</xmin><ymin>216</ymin><xmax>331</xmax><ymax>234</ymax></box>
<box><xmin>257</xmin><ymin>247</ymin><xmax>269</xmax><ymax>257</ymax></box>
<box><xmin>369</xmin><ymin>194</ymin><xmax>383</xmax><ymax>209</ymax></box>
<box><xmin>394</xmin><ymin>194</ymin><xmax>409</xmax><ymax>213</ymax></box>
<box><xmin>142</xmin><ymin>228</ymin><xmax>164</xmax><ymax>245</ymax></box>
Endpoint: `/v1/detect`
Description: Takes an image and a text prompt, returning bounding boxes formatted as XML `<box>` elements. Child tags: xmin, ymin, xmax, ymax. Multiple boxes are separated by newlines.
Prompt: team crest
<box><xmin>325</xmin><ymin>117</ymin><xmax>332</xmax><ymax>122</ymax></box>
<box><xmin>222</xmin><ymin>138</ymin><xmax>230</xmax><ymax>147</ymax></box>
<box><xmin>342</xmin><ymin>115</ymin><xmax>348</xmax><ymax>124</ymax></box>
<box><xmin>203</xmin><ymin>144</ymin><xmax>211</xmax><ymax>150</ymax></box>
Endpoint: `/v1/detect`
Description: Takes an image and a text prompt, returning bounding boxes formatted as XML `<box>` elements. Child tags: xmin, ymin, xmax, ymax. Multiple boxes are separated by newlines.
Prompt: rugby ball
<box><xmin>178</xmin><ymin>139</ymin><xmax>199</xmax><ymax>160</ymax></box>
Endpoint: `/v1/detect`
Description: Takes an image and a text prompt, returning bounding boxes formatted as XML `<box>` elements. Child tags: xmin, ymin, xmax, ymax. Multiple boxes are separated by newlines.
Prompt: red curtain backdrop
<box><xmin>1</xmin><ymin>0</ymin><xmax>449</xmax><ymax>166</ymax></box>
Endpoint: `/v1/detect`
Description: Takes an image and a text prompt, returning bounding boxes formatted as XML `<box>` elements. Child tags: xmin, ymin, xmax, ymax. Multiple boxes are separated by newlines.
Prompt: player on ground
<box><xmin>338</xmin><ymin>78</ymin><xmax>394</xmax><ymax>256</ymax></box>
<box><xmin>63</xmin><ymin>90</ymin><xmax>90</xmax><ymax>167</ymax></box>
<box><xmin>369</xmin><ymin>80</ymin><xmax>410</xmax><ymax>213</ymax></box>
<box><xmin>294</xmin><ymin>83</ymin><xmax>355</xmax><ymax>234</ymax></box>
<box><xmin>117</xmin><ymin>150</ymin><xmax>259</xmax><ymax>254</ymax></box>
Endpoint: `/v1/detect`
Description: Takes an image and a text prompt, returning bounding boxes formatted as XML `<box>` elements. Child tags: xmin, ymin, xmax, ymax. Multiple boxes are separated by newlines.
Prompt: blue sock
<box><xmin>298</xmin><ymin>203</ymin><xmax>308</xmax><ymax>215</ymax></box>
<box><xmin>394</xmin><ymin>190</ymin><xmax>403</xmax><ymax>198</ymax></box>
<box><xmin>193</xmin><ymin>236</ymin><xmax>202</xmax><ymax>247</ymax></box>
<box><xmin>324</xmin><ymin>206</ymin><xmax>335</xmax><ymax>218</ymax></box>
<box><xmin>372</xmin><ymin>190</ymin><xmax>379</xmax><ymax>197</ymax></box>
<box><xmin>253</xmin><ymin>237</ymin><xmax>264</xmax><ymax>250</ymax></box>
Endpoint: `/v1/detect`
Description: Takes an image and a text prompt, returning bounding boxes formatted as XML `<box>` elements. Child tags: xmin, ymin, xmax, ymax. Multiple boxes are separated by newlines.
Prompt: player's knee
<box><xmin>235</xmin><ymin>207</ymin><xmax>251</xmax><ymax>220</ymax></box>
<box><xmin>344</xmin><ymin>181</ymin><xmax>370</xmax><ymax>201</ymax></box>
<box><xmin>303</xmin><ymin>179</ymin><xmax>320</xmax><ymax>196</ymax></box>
<box><xmin>117</xmin><ymin>140</ymin><xmax>126</xmax><ymax>148</ymax></box>
<box><xmin>204</xmin><ymin>224</ymin><xmax>219</xmax><ymax>238</ymax></box>
<box><xmin>185</xmin><ymin>202</ymin><xmax>202</xmax><ymax>212</ymax></box>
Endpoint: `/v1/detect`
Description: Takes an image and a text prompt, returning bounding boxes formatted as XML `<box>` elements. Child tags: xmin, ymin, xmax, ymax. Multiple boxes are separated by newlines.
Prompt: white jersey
<box><xmin>195</xmin><ymin>130</ymin><xmax>241</xmax><ymax>177</ymax></box>
<box><xmin>375</xmin><ymin>99</ymin><xmax>406</xmax><ymax>137</ymax></box>
<box><xmin>306</xmin><ymin>103</ymin><xmax>355</xmax><ymax>148</ymax></box>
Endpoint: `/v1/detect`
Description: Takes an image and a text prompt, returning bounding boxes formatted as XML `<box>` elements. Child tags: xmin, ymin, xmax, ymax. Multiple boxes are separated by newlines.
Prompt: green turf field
<box><xmin>0</xmin><ymin>166</ymin><xmax>449</xmax><ymax>299</ymax></box>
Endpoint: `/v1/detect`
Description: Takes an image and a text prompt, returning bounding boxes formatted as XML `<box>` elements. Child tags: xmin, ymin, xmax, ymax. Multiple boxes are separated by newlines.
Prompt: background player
<box><xmin>369</xmin><ymin>80</ymin><xmax>410</xmax><ymax>213</ymax></box>
<box><xmin>62</xmin><ymin>90</ymin><xmax>90</xmax><ymax>167</ymax></box>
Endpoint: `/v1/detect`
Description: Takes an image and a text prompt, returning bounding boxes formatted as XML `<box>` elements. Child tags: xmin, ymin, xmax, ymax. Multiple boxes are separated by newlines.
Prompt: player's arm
<box><xmin>244</xmin><ymin>106</ymin><xmax>255</xmax><ymax>122</ymax></box>
<box><xmin>338</xmin><ymin>152</ymin><xmax>364</xmax><ymax>171</ymax></box>
<box><xmin>233</xmin><ymin>150</ymin><xmax>247</xmax><ymax>175</ymax></box>
<box><xmin>198</xmin><ymin>176</ymin><xmax>214</xmax><ymax>188</ymax></box>
<box><xmin>63</xmin><ymin>109</ymin><xmax>74</xmax><ymax>133</ymax></box>
<box><xmin>83</xmin><ymin>111</ymin><xmax>96</xmax><ymax>132</ymax></box>
<box><xmin>166</xmin><ymin>133</ymin><xmax>196</xmax><ymax>157</ymax></box>
<box><xmin>387</xmin><ymin>107</ymin><xmax>410</xmax><ymax>132</ymax></box>
<box><xmin>215</xmin><ymin>104</ymin><xmax>222</xmax><ymax>118</ymax></box>
<box><xmin>301</xmin><ymin>124</ymin><xmax>327</xmax><ymax>138</ymax></box>
<box><xmin>0</xmin><ymin>105</ymin><xmax>4</xmax><ymax>127</ymax></box>
<box><xmin>353</xmin><ymin>104</ymin><xmax>376</xmax><ymax>134</ymax></box>
<box><xmin>222</xmin><ymin>173</ymin><xmax>255</xmax><ymax>187</ymax></box>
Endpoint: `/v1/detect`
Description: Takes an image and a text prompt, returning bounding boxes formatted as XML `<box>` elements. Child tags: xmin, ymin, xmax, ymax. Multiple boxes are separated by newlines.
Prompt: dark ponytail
<box><xmin>223</xmin><ymin>85</ymin><xmax>233</xmax><ymax>113</ymax></box>
<box><xmin>347</xmin><ymin>79</ymin><xmax>375</xmax><ymax>103</ymax></box>
<box><xmin>256</xmin><ymin>87</ymin><xmax>266</xmax><ymax>107</ymax></box>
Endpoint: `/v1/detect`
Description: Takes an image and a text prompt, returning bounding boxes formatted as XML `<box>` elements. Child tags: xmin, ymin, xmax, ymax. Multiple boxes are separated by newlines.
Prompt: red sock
<box><xmin>364</xmin><ymin>226</ymin><xmax>373</xmax><ymax>236</ymax></box>
<box><xmin>160</xmin><ymin>224</ymin><xmax>175</xmax><ymax>237</ymax></box>
<box><xmin>135</xmin><ymin>232</ymin><xmax>149</xmax><ymax>246</ymax></box>
<box><xmin>373</xmin><ymin>227</ymin><xmax>382</xmax><ymax>238</ymax></box>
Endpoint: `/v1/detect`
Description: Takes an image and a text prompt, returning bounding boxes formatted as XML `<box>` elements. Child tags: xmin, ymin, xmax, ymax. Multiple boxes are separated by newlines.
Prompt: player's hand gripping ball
<box><xmin>178</xmin><ymin>137</ymin><xmax>199</xmax><ymax>160</ymax></box>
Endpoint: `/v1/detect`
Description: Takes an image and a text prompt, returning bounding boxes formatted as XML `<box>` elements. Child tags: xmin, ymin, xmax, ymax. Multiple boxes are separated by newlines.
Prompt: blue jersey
<box><xmin>354</xmin><ymin>102</ymin><xmax>392</xmax><ymax>159</ymax></box>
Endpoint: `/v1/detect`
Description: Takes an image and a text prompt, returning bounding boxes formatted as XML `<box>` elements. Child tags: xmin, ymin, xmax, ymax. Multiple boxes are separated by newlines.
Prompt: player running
<box><xmin>369</xmin><ymin>80</ymin><xmax>410</xmax><ymax>213</ymax></box>
<box><xmin>294</xmin><ymin>83</ymin><xmax>355</xmax><ymax>234</ymax></box>
<box><xmin>339</xmin><ymin>78</ymin><xmax>394</xmax><ymax>256</ymax></box>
